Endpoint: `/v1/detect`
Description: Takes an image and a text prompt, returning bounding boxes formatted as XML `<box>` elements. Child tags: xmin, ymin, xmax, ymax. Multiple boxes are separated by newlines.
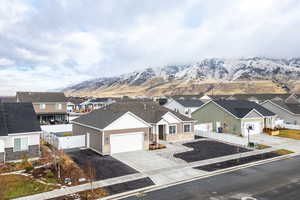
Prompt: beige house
<box><xmin>16</xmin><ymin>92</ymin><xmax>68</xmax><ymax>124</ymax></box>
<box><xmin>72</xmin><ymin>102</ymin><xmax>195</xmax><ymax>155</ymax></box>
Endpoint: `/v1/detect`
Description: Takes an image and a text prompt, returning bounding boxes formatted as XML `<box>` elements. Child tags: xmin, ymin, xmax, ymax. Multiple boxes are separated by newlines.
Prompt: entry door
<box><xmin>110</xmin><ymin>132</ymin><xmax>144</xmax><ymax>154</ymax></box>
<box><xmin>158</xmin><ymin>125</ymin><xmax>164</xmax><ymax>140</ymax></box>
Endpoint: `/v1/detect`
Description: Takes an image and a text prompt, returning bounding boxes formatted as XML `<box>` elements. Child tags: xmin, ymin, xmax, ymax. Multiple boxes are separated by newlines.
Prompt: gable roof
<box><xmin>73</xmin><ymin>101</ymin><xmax>194</xmax><ymax>129</ymax></box>
<box><xmin>0</xmin><ymin>103</ymin><xmax>41</xmax><ymax>136</ymax></box>
<box><xmin>265</xmin><ymin>100</ymin><xmax>300</xmax><ymax>115</ymax></box>
<box><xmin>214</xmin><ymin>100</ymin><xmax>275</xmax><ymax>118</ymax></box>
<box><xmin>17</xmin><ymin>92</ymin><xmax>67</xmax><ymax>103</ymax></box>
<box><xmin>175</xmin><ymin>99</ymin><xmax>204</xmax><ymax>108</ymax></box>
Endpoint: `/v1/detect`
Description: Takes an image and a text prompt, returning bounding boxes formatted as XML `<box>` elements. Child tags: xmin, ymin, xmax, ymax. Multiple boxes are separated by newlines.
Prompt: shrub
<box><xmin>25</xmin><ymin>165</ymin><xmax>34</xmax><ymax>173</ymax></box>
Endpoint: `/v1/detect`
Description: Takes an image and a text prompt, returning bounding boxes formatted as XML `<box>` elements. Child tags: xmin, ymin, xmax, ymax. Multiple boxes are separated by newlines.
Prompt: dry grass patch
<box><xmin>273</xmin><ymin>149</ymin><xmax>294</xmax><ymax>155</ymax></box>
<box><xmin>255</xmin><ymin>144</ymin><xmax>271</xmax><ymax>149</ymax></box>
<box><xmin>277</xmin><ymin>129</ymin><xmax>300</xmax><ymax>140</ymax></box>
<box><xmin>0</xmin><ymin>174</ymin><xmax>57</xmax><ymax>200</ymax></box>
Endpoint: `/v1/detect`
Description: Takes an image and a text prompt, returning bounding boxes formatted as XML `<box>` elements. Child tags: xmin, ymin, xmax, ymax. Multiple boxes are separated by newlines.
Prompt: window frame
<box><xmin>56</xmin><ymin>103</ymin><xmax>62</xmax><ymax>110</ymax></box>
<box><xmin>183</xmin><ymin>123</ymin><xmax>192</xmax><ymax>133</ymax></box>
<box><xmin>39</xmin><ymin>104</ymin><xmax>46</xmax><ymax>109</ymax></box>
<box><xmin>13</xmin><ymin>137</ymin><xmax>29</xmax><ymax>152</ymax></box>
<box><xmin>168</xmin><ymin>125</ymin><xmax>177</xmax><ymax>134</ymax></box>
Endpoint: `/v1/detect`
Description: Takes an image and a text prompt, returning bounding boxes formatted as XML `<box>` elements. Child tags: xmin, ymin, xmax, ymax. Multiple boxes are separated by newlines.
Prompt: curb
<box><xmin>99</xmin><ymin>152</ymin><xmax>298</xmax><ymax>200</ymax></box>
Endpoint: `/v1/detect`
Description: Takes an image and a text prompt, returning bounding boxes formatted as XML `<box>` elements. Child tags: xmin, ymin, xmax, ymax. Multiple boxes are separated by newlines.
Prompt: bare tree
<box><xmin>85</xmin><ymin>161</ymin><xmax>96</xmax><ymax>200</ymax></box>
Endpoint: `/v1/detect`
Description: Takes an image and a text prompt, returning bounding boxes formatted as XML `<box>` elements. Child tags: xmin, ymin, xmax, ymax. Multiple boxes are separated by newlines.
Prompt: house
<box><xmin>164</xmin><ymin>98</ymin><xmax>204</xmax><ymax>117</ymax></box>
<box><xmin>228</xmin><ymin>93</ymin><xmax>299</xmax><ymax>104</ymax></box>
<box><xmin>81</xmin><ymin>98</ymin><xmax>116</xmax><ymax>111</ymax></box>
<box><xmin>0</xmin><ymin>102</ymin><xmax>41</xmax><ymax>163</ymax></box>
<box><xmin>66</xmin><ymin>97</ymin><xmax>86</xmax><ymax>112</ymax></box>
<box><xmin>192</xmin><ymin>100</ymin><xmax>276</xmax><ymax>136</ymax></box>
<box><xmin>72</xmin><ymin>102</ymin><xmax>195</xmax><ymax>155</ymax></box>
<box><xmin>261</xmin><ymin>100</ymin><xmax>300</xmax><ymax>125</ymax></box>
<box><xmin>16</xmin><ymin>92</ymin><xmax>68</xmax><ymax>125</ymax></box>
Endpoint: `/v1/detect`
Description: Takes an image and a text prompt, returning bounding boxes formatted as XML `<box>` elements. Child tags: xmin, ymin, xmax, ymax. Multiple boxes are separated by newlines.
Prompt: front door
<box><xmin>158</xmin><ymin>125</ymin><xmax>164</xmax><ymax>140</ymax></box>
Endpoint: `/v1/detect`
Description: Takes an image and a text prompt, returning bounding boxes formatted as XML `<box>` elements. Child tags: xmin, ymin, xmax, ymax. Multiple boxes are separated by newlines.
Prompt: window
<box><xmin>39</xmin><ymin>104</ymin><xmax>46</xmax><ymax>109</ymax></box>
<box><xmin>169</xmin><ymin>125</ymin><xmax>176</xmax><ymax>134</ymax></box>
<box><xmin>14</xmin><ymin>137</ymin><xmax>28</xmax><ymax>152</ymax></box>
<box><xmin>184</xmin><ymin>124</ymin><xmax>191</xmax><ymax>132</ymax></box>
<box><xmin>56</xmin><ymin>103</ymin><xmax>62</xmax><ymax>110</ymax></box>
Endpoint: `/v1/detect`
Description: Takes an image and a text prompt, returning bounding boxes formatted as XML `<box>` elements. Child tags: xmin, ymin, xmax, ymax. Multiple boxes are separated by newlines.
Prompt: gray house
<box><xmin>164</xmin><ymin>98</ymin><xmax>204</xmax><ymax>116</ymax></box>
<box><xmin>192</xmin><ymin>100</ymin><xmax>276</xmax><ymax>136</ymax></box>
<box><xmin>0</xmin><ymin>103</ymin><xmax>41</xmax><ymax>163</ymax></box>
<box><xmin>261</xmin><ymin>100</ymin><xmax>300</xmax><ymax>125</ymax></box>
<box><xmin>72</xmin><ymin>102</ymin><xmax>195</xmax><ymax>155</ymax></box>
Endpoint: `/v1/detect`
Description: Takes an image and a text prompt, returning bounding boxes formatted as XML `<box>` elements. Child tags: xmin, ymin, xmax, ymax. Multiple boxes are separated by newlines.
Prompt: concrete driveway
<box><xmin>112</xmin><ymin>150</ymin><xmax>179</xmax><ymax>173</ymax></box>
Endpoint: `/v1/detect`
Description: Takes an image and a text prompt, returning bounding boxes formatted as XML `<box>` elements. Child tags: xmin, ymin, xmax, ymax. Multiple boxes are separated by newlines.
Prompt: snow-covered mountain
<box><xmin>64</xmin><ymin>57</ymin><xmax>300</xmax><ymax>96</ymax></box>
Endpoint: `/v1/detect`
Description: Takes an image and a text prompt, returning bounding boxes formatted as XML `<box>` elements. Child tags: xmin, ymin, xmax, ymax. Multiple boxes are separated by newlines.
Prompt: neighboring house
<box><xmin>164</xmin><ymin>98</ymin><xmax>204</xmax><ymax>117</ymax></box>
<box><xmin>16</xmin><ymin>92</ymin><xmax>68</xmax><ymax>125</ymax></box>
<box><xmin>192</xmin><ymin>100</ymin><xmax>276</xmax><ymax>136</ymax></box>
<box><xmin>81</xmin><ymin>98</ymin><xmax>116</xmax><ymax>111</ymax></box>
<box><xmin>0</xmin><ymin>102</ymin><xmax>41</xmax><ymax>163</ymax></box>
<box><xmin>66</xmin><ymin>97</ymin><xmax>86</xmax><ymax>112</ymax></box>
<box><xmin>228</xmin><ymin>93</ymin><xmax>299</xmax><ymax>104</ymax></box>
<box><xmin>72</xmin><ymin>102</ymin><xmax>195</xmax><ymax>155</ymax></box>
<box><xmin>261</xmin><ymin>100</ymin><xmax>300</xmax><ymax>125</ymax></box>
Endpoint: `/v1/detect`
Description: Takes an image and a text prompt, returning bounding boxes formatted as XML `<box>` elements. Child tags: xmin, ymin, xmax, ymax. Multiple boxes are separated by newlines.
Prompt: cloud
<box><xmin>0</xmin><ymin>0</ymin><xmax>300</xmax><ymax>95</ymax></box>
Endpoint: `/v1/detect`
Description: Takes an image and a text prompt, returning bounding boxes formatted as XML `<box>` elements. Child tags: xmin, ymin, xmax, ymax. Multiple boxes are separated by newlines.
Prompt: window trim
<box><xmin>39</xmin><ymin>104</ymin><xmax>46</xmax><ymax>110</ymax></box>
<box><xmin>56</xmin><ymin>103</ymin><xmax>62</xmax><ymax>110</ymax></box>
<box><xmin>183</xmin><ymin>123</ymin><xmax>192</xmax><ymax>133</ymax></box>
<box><xmin>168</xmin><ymin>125</ymin><xmax>177</xmax><ymax>134</ymax></box>
<box><xmin>13</xmin><ymin>137</ymin><xmax>29</xmax><ymax>152</ymax></box>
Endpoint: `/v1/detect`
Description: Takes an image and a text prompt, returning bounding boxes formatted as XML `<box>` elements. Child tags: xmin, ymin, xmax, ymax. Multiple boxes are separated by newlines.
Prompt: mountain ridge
<box><xmin>64</xmin><ymin>57</ymin><xmax>300</xmax><ymax>97</ymax></box>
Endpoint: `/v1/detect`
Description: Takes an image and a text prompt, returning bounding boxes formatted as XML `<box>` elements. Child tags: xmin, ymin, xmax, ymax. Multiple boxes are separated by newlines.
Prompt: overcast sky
<box><xmin>0</xmin><ymin>0</ymin><xmax>300</xmax><ymax>95</ymax></box>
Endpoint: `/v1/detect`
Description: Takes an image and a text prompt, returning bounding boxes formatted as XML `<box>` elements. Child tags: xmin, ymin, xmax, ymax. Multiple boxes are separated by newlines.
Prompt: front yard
<box><xmin>277</xmin><ymin>129</ymin><xmax>300</xmax><ymax>140</ymax></box>
<box><xmin>0</xmin><ymin>174</ymin><xmax>57</xmax><ymax>200</ymax></box>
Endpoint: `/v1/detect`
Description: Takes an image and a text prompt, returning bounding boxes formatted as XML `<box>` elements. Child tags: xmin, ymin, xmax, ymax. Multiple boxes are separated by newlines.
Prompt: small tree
<box><xmin>85</xmin><ymin>161</ymin><xmax>96</xmax><ymax>200</ymax></box>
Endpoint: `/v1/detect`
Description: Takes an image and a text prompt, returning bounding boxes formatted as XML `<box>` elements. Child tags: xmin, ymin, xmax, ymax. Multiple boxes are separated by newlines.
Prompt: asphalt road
<box><xmin>122</xmin><ymin>156</ymin><xmax>300</xmax><ymax>200</ymax></box>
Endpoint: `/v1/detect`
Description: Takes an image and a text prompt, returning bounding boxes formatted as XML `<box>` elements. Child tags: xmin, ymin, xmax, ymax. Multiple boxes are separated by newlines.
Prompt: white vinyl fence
<box><xmin>41</xmin><ymin>124</ymin><xmax>72</xmax><ymax>133</ymax></box>
<box><xmin>282</xmin><ymin>123</ymin><xmax>300</xmax><ymax>130</ymax></box>
<box><xmin>196</xmin><ymin>130</ymin><xmax>248</xmax><ymax>146</ymax></box>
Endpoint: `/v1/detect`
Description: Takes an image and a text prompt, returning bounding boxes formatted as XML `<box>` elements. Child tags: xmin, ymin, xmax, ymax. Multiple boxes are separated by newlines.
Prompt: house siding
<box><xmin>261</xmin><ymin>101</ymin><xmax>300</xmax><ymax>125</ymax></box>
<box><xmin>4</xmin><ymin>145</ymin><xmax>40</xmax><ymax>162</ymax></box>
<box><xmin>0</xmin><ymin>152</ymin><xmax>4</xmax><ymax>163</ymax></box>
<box><xmin>73</xmin><ymin>124</ymin><xmax>102</xmax><ymax>152</ymax></box>
<box><xmin>192</xmin><ymin>101</ymin><xmax>242</xmax><ymax>135</ymax></box>
<box><xmin>163</xmin><ymin>122</ymin><xmax>195</xmax><ymax>141</ymax></box>
<box><xmin>33</xmin><ymin>103</ymin><xmax>67</xmax><ymax>114</ymax></box>
<box><xmin>103</xmin><ymin>128</ymin><xmax>150</xmax><ymax>155</ymax></box>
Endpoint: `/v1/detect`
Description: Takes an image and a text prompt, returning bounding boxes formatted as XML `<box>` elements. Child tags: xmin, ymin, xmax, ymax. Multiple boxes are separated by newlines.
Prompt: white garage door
<box><xmin>195</xmin><ymin>123</ymin><xmax>213</xmax><ymax>132</ymax></box>
<box><xmin>243</xmin><ymin>121</ymin><xmax>262</xmax><ymax>136</ymax></box>
<box><xmin>110</xmin><ymin>132</ymin><xmax>144</xmax><ymax>154</ymax></box>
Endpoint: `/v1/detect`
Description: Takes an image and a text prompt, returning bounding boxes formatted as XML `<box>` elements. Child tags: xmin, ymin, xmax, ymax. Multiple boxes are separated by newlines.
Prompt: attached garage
<box><xmin>195</xmin><ymin>123</ymin><xmax>213</xmax><ymax>132</ymax></box>
<box><xmin>110</xmin><ymin>132</ymin><xmax>144</xmax><ymax>154</ymax></box>
<box><xmin>243</xmin><ymin>121</ymin><xmax>262</xmax><ymax>136</ymax></box>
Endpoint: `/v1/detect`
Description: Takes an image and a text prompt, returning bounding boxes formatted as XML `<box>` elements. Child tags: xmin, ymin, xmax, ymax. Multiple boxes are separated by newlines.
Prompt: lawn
<box><xmin>277</xmin><ymin>129</ymin><xmax>300</xmax><ymax>140</ymax></box>
<box><xmin>0</xmin><ymin>174</ymin><xmax>57</xmax><ymax>200</ymax></box>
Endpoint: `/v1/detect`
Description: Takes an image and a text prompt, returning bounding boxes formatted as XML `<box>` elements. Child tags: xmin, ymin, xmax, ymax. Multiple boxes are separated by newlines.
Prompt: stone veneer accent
<box><xmin>4</xmin><ymin>145</ymin><xmax>40</xmax><ymax>162</ymax></box>
<box><xmin>0</xmin><ymin>152</ymin><xmax>4</xmax><ymax>163</ymax></box>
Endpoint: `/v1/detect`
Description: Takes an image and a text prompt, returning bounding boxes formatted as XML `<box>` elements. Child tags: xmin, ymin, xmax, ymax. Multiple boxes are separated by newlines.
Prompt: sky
<box><xmin>0</xmin><ymin>0</ymin><xmax>300</xmax><ymax>95</ymax></box>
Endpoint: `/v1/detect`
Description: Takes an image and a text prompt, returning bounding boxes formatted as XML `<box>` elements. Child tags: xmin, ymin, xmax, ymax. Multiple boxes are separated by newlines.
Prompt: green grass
<box><xmin>255</xmin><ymin>144</ymin><xmax>271</xmax><ymax>149</ymax></box>
<box><xmin>277</xmin><ymin>129</ymin><xmax>300</xmax><ymax>140</ymax></box>
<box><xmin>273</xmin><ymin>149</ymin><xmax>294</xmax><ymax>155</ymax></box>
<box><xmin>0</xmin><ymin>174</ymin><xmax>57</xmax><ymax>199</ymax></box>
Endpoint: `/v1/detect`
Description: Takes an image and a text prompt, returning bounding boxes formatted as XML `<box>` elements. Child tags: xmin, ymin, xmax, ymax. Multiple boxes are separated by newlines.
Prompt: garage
<box><xmin>243</xmin><ymin>121</ymin><xmax>262</xmax><ymax>136</ymax></box>
<box><xmin>195</xmin><ymin>123</ymin><xmax>213</xmax><ymax>132</ymax></box>
<box><xmin>110</xmin><ymin>132</ymin><xmax>144</xmax><ymax>154</ymax></box>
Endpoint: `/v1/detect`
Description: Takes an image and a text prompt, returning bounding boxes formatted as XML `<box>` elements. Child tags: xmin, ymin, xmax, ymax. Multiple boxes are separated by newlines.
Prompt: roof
<box><xmin>73</xmin><ymin>101</ymin><xmax>194</xmax><ymax>129</ymax></box>
<box><xmin>175</xmin><ymin>99</ymin><xmax>204</xmax><ymax>107</ymax></box>
<box><xmin>214</xmin><ymin>100</ymin><xmax>275</xmax><ymax>118</ymax></box>
<box><xmin>17</xmin><ymin>92</ymin><xmax>67</xmax><ymax>103</ymax></box>
<box><xmin>268</xmin><ymin>100</ymin><xmax>300</xmax><ymax>115</ymax></box>
<box><xmin>0</xmin><ymin>103</ymin><xmax>41</xmax><ymax>136</ymax></box>
<box><xmin>67</xmin><ymin>97</ymin><xmax>86</xmax><ymax>105</ymax></box>
<box><xmin>0</xmin><ymin>96</ymin><xmax>17</xmax><ymax>103</ymax></box>
<box><xmin>89</xmin><ymin>98</ymin><xmax>112</xmax><ymax>103</ymax></box>
<box><xmin>230</xmin><ymin>93</ymin><xmax>296</xmax><ymax>101</ymax></box>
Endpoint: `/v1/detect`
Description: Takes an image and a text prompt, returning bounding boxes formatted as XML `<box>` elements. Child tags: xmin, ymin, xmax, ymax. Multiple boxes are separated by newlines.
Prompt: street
<box><xmin>122</xmin><ymin>156</ymin><xmax>300</xmax><ymax>200</ymax></box>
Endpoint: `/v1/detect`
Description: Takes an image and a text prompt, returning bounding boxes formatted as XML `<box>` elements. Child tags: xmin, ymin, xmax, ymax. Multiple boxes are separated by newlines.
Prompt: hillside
<box><xmin>64</xmin><ymin>57</ymin><xmax>300</xmax><ymax>97</ymax></box>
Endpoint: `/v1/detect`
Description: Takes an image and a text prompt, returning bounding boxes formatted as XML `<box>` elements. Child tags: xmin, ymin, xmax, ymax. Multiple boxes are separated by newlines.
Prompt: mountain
<box><xmin>64</xmin><ymin>57</ymin><xmax>300</xmax><ymax>97</ymax></box>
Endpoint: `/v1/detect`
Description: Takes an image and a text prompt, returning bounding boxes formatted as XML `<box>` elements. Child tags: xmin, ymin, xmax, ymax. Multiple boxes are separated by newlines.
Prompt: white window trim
<box><xmin>13</xmin><ymin>136</ymin><xmax>29</xmax><ymax>152</ymax></box>
<box><xmin>168</xmin><ymin>125</ymin><xmax>177</xmax><ymax>134</ymax></box>
<box><xmin>56</xmin><ymin>103</ymin><xmax>62</xmax><ymax>110</ymax></box>
<box><xmin>40</xmin><ymin>104</ymin><xmax>46</xmax><ymax>110</ymax></box>
<box><xmin>183</xmin><ymin>123</ymin><xmax>192</xmax><ymax>133</ymax></box>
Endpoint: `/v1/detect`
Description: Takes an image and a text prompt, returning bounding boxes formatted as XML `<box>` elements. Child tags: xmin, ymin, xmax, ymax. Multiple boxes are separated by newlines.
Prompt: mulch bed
<box><xmin>174</xmin><ymin>140</ymin><xmax>250</xmax><ymax>163</ymax></box>
<box><xmin>194</xmin><ymin>152</ymin><xmax>281</xmax><ymax>172</ymax></box>
<box><xmin>49</xmin><ymin>177</ymin><xmax>155</xmax><ymax>200</ymax></box>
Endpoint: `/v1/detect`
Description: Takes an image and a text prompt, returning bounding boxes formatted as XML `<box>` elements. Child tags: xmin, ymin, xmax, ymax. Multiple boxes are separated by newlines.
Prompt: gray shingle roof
<box><xmin>231</xmin><ymin>93</ymin><xmax>296</xmax><ymax>101</ymax></box>
<box><xmin>214</xmin><ymin>100</ymin><xmax>275</xmax><ymax>118</ymax></box>
<box><xmin>17</xmin><ymin>92</ymin><xmax>67</xmax><ymax>102</ymax></box>
<box><xmin>73</xmin><ymin>102</ymin><xmax>194</xmax><ymax>129</ymax></box>
<box><xmin>0</xmin><ymin>103</ymin><xmax>41</xmax><ymax>136</ymax></box>
<box><xmin>176</xmin><ymin>99</ymin><xmax>204</xmax><ymax>107</ymax></box>
<box><xmin>269</xmin><ymin>100</ymin><xmax>300</xmax><ymax>114</ymax></box>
